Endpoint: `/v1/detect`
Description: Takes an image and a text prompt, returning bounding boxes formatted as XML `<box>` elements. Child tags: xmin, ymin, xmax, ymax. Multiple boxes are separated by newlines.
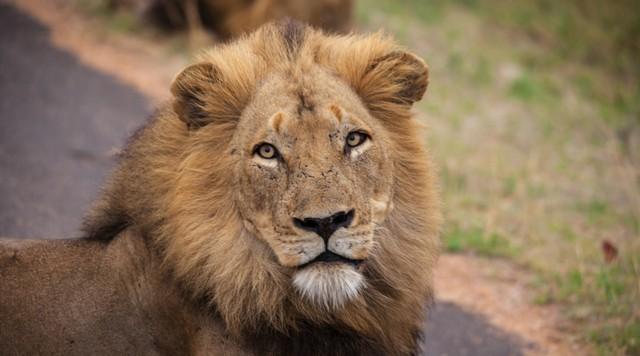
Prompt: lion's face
<box><xmin>167</xmin><ymin>22</ymin><xmax>435</xmax><ymax>318</ymax></box>
<box><xmin>234</xmin><ymin>68</ymin><xmax>393</xmax><ymax>307</ymax></box>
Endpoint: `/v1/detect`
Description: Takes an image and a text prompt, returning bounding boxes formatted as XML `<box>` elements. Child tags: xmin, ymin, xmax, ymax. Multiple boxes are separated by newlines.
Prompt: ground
<box><xmin>5</xmin><ymin>0</ymin><xmax>639</xmax><ymax>354</ymax></box>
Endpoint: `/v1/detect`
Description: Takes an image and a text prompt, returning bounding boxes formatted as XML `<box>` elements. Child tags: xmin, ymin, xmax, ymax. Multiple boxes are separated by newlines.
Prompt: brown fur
<box><xmin>115</xmin><ymin>0</ymin><xmax>353</xmax><ymax>38</ymax></box>
<box><xmin>1</xmin><ymin>20</ymin><xmax>441</xmax><ymax>355</ymax></box>
<box><xmin>217</xmin><ymin>0</ymin><xmax>354</xmax><ymax>38</ymax></box>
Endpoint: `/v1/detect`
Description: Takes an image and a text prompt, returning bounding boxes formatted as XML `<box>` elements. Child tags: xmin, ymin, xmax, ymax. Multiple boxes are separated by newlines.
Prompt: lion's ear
<box><xmin>171</xmin><ymin>58</ymin><xmax>259</xmax><ymax>129</ymax></box>
<box><xmin>322</xmin><ymin>43</ymin><xmax>429</xmax><ymax>113</ymax></box>
<box><xmin>170</xmin><ymin>62</ymin><xmax>219</xmax><ymax>129</ymax></box>
<box><xmin>356</xmin><ymin>50</ymin><xmax>429</xmax><ymax>110</ymax></box>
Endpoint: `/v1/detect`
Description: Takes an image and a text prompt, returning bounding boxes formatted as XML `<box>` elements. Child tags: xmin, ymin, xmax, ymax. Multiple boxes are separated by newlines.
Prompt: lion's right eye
<box><xmin>254</xmin><ymin>143</ymin><xmax>279</xmax><ymax>159</ymax></box>
<box><xmin>346</xmin><ymin>131</ymin><xmax>369</xmax><ymax>148</ymax></box>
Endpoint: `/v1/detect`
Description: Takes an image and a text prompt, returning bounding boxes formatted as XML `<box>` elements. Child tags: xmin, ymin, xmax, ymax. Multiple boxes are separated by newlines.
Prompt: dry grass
<box><xmin>357</xmin><ymin>0</ymin><xmax>640</xmax><ymax>353</ymax></box>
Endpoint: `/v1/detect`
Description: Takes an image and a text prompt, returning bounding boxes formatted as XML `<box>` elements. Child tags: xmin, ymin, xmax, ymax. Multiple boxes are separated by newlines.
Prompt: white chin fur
<box><xmin>293</xmin><ymin>264</ymin><xmax>364</xmax><ymax>309</ymax></box>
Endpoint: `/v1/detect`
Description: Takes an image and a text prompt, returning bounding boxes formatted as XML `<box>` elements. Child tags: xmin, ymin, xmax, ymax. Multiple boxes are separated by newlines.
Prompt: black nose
<box><xmin>293</xmin><ymin>209</ymin><xmax>355</xmax><ymax>243</ymax></box>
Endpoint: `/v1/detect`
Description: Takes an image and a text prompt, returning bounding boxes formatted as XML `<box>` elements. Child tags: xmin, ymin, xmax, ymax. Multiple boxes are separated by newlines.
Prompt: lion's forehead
<box><xmin>276</xmin><ymin>113</ymin><xmax>341</xmax><ymax>148</ymax></box>
<box><xmin>243</xmin><ymin>67</ymin><xmax>369</xmax><ymax>123</ymax></box>
<box><xmin>240</xmin><ymin>77</ymin><xmax>376</xmax><ymax>158</ymax></box>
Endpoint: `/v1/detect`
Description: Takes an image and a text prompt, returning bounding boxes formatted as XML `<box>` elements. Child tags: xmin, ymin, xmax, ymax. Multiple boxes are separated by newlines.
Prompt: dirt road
<box><xmin>0</xmin><ymin>2</ymin><xmax>150</xmax><ymax>238</ymax></box>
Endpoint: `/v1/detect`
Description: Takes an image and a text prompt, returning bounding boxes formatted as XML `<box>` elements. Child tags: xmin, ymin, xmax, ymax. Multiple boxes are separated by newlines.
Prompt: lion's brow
<box><xmin>296</xmin><ymin>90</ymin><xmax>315</xmax><ymax>116</ymax></box>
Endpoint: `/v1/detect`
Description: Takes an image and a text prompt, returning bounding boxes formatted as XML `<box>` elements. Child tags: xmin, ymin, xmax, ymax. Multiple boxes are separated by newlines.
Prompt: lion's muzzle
<box><xmin>292</xmin><ymin>209</ymin><xmax>355</xmax><ymax>243</ymax></box>
<box><xmin>292</xmin><ymin>209</ymin><xmax>366</xmax><ymax>265</ymax></box>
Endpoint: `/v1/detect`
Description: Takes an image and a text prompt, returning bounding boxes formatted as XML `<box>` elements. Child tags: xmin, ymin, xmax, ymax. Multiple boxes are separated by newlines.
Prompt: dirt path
<box><xmin>5</xmin><ymin>1</ymin><xmax>589</xmax><ymax>354</ymax></box>
<box><xmin>0</xmin><ymin>1</ymin><xmax>149</xmax><ymax>238</ymax></box>
<box><xmin>435</xmin><ymin>255</ymin><xmax>589</xmax><ymax>355</ymax></box>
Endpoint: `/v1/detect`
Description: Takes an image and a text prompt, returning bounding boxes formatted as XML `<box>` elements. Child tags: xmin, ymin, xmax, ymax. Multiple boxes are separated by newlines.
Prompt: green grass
<box><xmin>76</xmin><ymin>0</ymin><xmax>139</xmax><ymax>33</ymax></box>
<box><xmin>508</xmin><ymin>74</ymin><xmax>554</xmax><ymax>102</ymax></box>
<box><xmin>358</xmin><ymin>0</ymin><xmax>640</xmax><ymax>353</ymax></box>
<box><xmin>592</xmin><ymin>321</ymin><xmax>640</xmax><ymax>356</ymax></box>
<box><xmin>576</xmin><ymin>199</ymin><xmax>612</xmax><ymax>225</ymax></box>
<box><xmin>444</xmin><ymin>226</ymin><xmax>512</xmax><ymax>257</ymax></box>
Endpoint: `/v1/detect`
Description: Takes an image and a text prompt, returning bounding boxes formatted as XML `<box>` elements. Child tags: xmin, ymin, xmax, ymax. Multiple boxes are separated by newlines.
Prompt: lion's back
<box><xmin>0</xmin><ymin>236</ymin><xmax>165</xmax><ymax>355</ymax></box>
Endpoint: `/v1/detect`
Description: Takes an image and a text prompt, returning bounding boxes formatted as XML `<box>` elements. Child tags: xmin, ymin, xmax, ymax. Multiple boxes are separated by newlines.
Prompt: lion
<box><xmin>0</xmin><ymin>20</ymin><xmax>441</xmax><ymax>355</ymax></box>
<box><xmin>113</xmin><ymin>0</ymin><xmax>353</xmax><ymax>39</ymax></box>
<box><xmin>217</xmin><ymin>0</ymin><xmax>354</xmax><ymax>38</ymax></box>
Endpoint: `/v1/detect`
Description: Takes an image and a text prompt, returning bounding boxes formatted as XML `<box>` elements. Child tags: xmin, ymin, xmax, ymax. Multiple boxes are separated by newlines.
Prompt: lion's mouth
<box><xmin>299</xmin><ymin>251</ymin><xmax>363</xmax><ymax>268</ymax></box>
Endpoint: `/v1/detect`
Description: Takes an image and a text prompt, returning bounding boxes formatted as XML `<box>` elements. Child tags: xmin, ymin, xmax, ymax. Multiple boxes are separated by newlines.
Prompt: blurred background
<box><xmin>1</xmin><ymin>0</ymin><xmax>639</xmax><ymax>354</ymax></box>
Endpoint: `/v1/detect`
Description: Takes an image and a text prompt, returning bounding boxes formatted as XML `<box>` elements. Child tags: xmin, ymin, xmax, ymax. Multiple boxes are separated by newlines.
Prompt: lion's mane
<box><xmin>84</xmin><ymin>20</ymin><xmax>441</xmax><ymax>355</ymax></box>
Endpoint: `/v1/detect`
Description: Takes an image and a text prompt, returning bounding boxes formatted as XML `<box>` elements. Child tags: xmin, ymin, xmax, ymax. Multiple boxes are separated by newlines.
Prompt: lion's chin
<box><xmin>292</xmin><ymin>263</ymin><xmax>365</xmax><ymax>309</ymax></box>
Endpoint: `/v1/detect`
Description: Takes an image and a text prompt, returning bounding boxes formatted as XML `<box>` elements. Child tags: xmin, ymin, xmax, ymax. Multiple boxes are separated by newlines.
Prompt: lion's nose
<box><xmin>293</xmin><ymin>209</ymin><xmax>355</xmax><ymax>244</ymax></box>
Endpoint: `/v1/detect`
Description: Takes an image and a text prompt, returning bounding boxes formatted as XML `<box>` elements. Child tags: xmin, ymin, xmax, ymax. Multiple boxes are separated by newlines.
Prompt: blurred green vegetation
<box><xmin>77</xmin><ymin>0</ymin><xmax>140</xmax><ymax>33</ymax></box>
<box><xmin>444</xmin><ymin>226</ymin><xmax>513</xmax><ymax>257</ymax></box>
<box><xmin>358</xmin><ymin>0</ymin><xmax>640</xmax><ymax>354</ymax></box>
<box><xmin>358</xmin><ymin>0</ymin><xmax>640</xmax><ymax>128</ymax></box>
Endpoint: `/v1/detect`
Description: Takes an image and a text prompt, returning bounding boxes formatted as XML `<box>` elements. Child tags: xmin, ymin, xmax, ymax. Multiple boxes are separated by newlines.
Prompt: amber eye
<box><xmin>346</xmin><ymin>132</ymin><xmax>368</xmax><ymax>148</ymax></box>
<box><xmin>255</xmin><ymin>143</ymin><xmax>278</xmax><ymax>159</ymax></box>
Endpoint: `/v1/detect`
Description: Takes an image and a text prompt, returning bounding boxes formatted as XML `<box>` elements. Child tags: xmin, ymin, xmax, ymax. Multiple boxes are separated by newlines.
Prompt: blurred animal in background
<box><xmin>109</xmin><ymin>0</ymin><xmax>353</xmax><ymax>40</ymax></box>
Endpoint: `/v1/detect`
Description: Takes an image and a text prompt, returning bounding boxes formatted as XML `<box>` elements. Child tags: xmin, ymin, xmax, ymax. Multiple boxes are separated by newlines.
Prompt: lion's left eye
<box><xmin>254</xmin><ymin>143</ymin><xmax>279</xmax><ymax>159</ymax></box>
<box><xmin>346</xmin><ymin>132</ymin><xmax>369</xmax><ymax>148</ymax></box>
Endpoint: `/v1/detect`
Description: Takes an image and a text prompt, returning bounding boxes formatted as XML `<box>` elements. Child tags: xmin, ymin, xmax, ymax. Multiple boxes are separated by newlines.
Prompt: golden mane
<box><xmin>84</xmin><ymin>20</ymin><xmax>441</xmax><ymax>354</ymax></box>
